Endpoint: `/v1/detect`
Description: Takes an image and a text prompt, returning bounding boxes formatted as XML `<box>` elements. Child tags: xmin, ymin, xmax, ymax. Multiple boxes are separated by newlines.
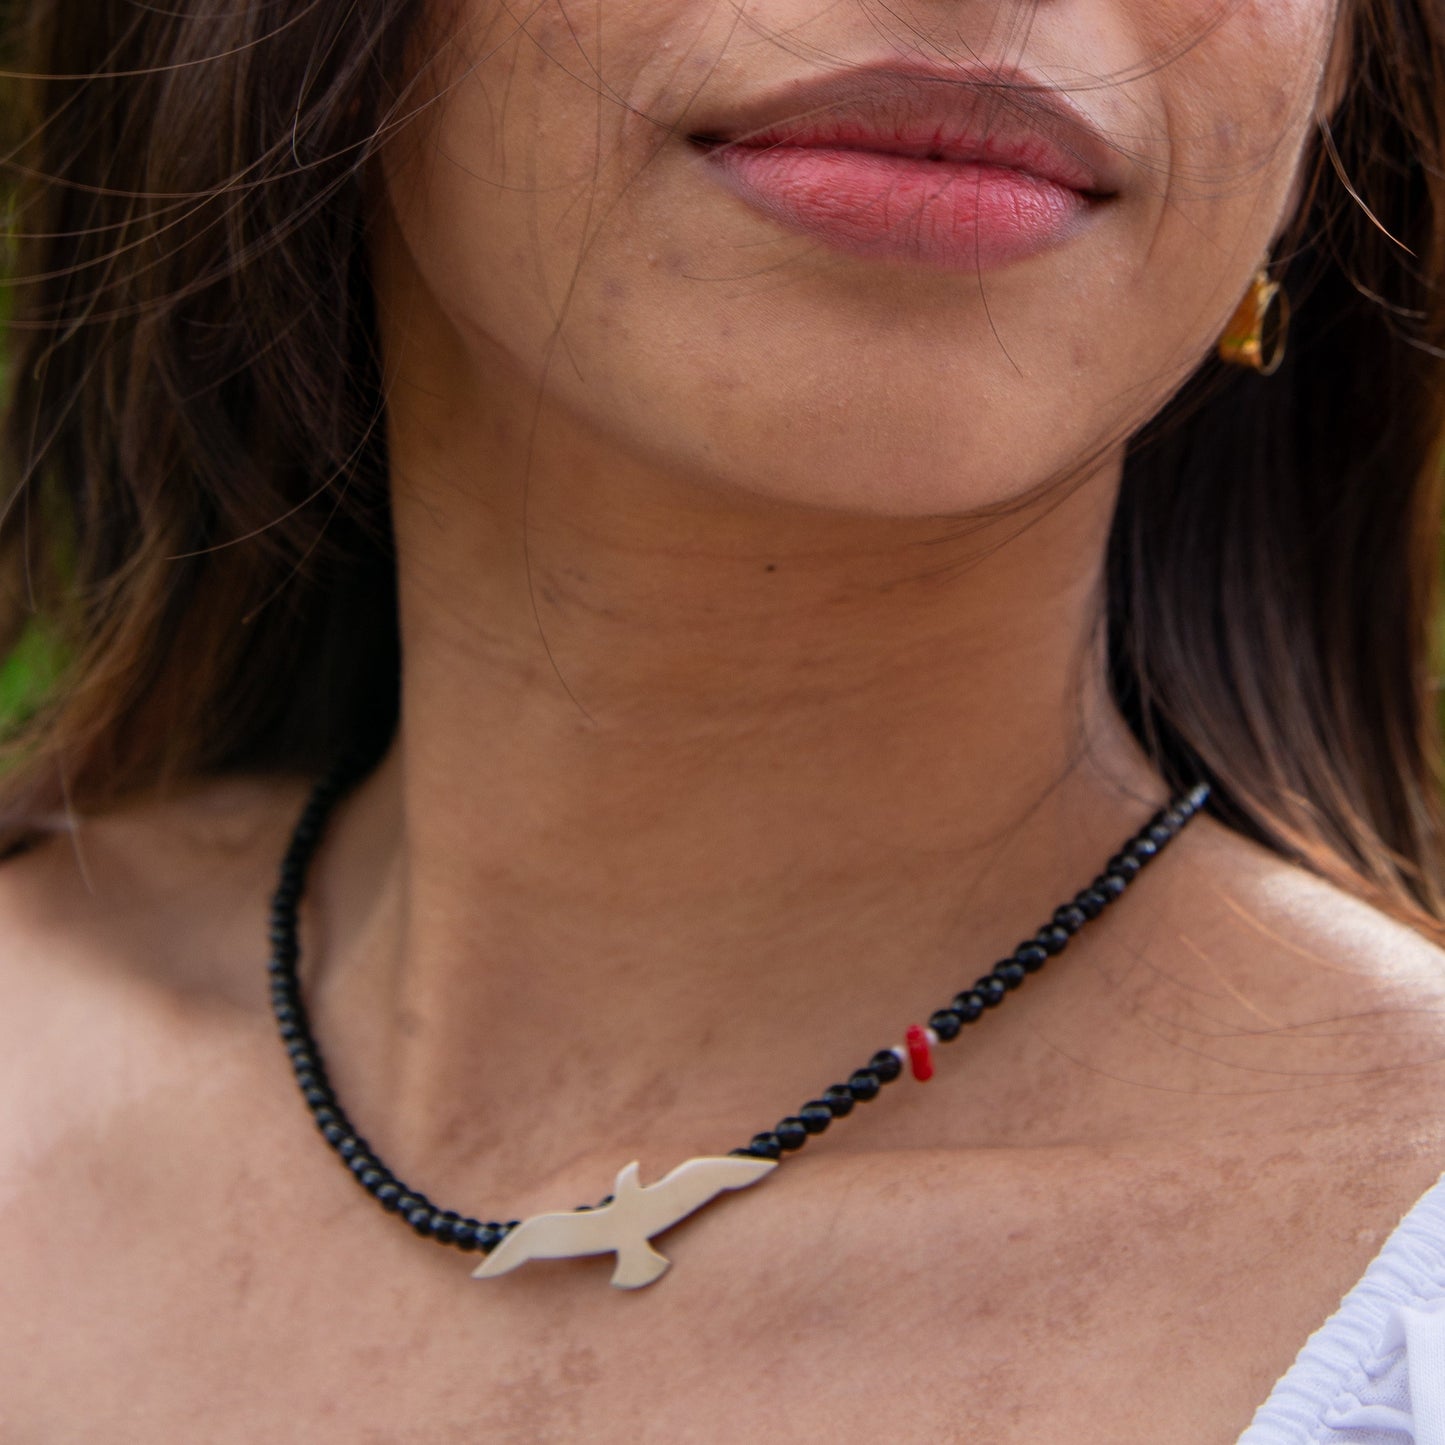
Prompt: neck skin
<box><xmin>308</xmin><ymin>243</ymin><xmax>1167</xmax><ymax>1206</ymax></box>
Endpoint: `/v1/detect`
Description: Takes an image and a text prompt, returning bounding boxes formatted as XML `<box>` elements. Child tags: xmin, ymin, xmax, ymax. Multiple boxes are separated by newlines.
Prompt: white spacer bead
<box><xmin>924</xmin><ymin>1028</ymin><xmax>940</xmax><ymax>1047</ymax></box>
<box><xmin>889</xmin><ymin>1045</ymin><xmax>908</xmax><ymax>1066</ymax></box>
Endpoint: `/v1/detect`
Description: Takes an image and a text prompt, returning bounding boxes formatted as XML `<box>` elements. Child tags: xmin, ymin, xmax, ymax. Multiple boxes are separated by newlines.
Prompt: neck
<box><xmin>306</xmin><ymin>352</ymin><xmax>1165</xmax><ymax>1202</ymax></box>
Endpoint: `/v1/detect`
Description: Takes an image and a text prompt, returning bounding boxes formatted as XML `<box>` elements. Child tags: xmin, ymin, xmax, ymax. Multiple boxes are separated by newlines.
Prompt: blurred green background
<box><xmin>0</xmin><ymin>271</ymin><xmax>69</xmax><ymax>731</ymax></box>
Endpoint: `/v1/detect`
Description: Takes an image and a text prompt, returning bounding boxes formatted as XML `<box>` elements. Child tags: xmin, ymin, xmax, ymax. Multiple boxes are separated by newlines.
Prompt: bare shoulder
<box><xmin>0</xmin><ymin>772</ymin><xmax>310</xmax><ymax>994</ymax></box>
<box><xmin>0</xmin><ymin>774</ymin><xmax>310</xmax><ymax>1162</ymax></box>
<box><xmin>1120</xmin><ymin>811</ymin><xmax>1445</xmax><ymax>1134</ymax></box>
<box><xmin>1177</xmin><ymin>813</ymin><xmax>1445</xmax><ymax>996</ymax></box>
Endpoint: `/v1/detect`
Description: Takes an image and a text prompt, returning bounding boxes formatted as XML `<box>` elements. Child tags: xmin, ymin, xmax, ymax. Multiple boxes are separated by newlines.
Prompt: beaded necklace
<box><xmin>269</xmin><ymin>761</ymin><xmax>1209</xmax><ymax>1289</ymax></box>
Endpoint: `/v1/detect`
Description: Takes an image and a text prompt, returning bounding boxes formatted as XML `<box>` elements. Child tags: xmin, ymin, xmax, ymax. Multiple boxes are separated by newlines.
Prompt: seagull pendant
<box><xmin>471</xmin><ymin>1155</ymin><xmax>778</xmax><ymax>1289</ymax></box>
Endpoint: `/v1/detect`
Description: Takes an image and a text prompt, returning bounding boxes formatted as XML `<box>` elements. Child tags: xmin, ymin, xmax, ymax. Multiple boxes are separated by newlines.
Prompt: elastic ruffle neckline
<box><xmin>1239</xmin><ymin>1171</ymin><xmax>1445</xmax><ymax>1444</ymax></box>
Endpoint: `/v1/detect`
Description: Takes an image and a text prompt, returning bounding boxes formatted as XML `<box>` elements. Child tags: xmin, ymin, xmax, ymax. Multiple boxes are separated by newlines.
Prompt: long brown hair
<box><xmin>2</xmin><ymin>1</ymin><xmax>1444</xmax><ymax>938</ymax></box>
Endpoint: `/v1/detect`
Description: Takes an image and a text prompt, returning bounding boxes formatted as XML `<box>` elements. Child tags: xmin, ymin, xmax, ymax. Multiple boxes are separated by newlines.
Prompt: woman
<box><xmin>2</xmin><ymin>0</ymin><xmax>1445</xmax><ymax>1437</ymax></box>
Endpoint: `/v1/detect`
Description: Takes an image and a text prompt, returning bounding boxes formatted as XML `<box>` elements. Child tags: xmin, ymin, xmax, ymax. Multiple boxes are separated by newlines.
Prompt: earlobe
<box><xmin>1268</xmin><ymin>5</ymin><xmax>1355</xmax><ymax>253</ymax></box>
<box><xmin>1317</xmin><ymin>0</ymin><xmax>1355</xmax><ymax>126</ymax></box>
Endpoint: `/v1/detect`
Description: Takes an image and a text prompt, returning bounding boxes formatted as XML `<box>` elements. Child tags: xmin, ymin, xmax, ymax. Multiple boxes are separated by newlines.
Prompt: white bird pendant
<box><xmin>471</xmin><ymin>1155</ymin><xmax>778</xmax><ymax>1289</ymax></box>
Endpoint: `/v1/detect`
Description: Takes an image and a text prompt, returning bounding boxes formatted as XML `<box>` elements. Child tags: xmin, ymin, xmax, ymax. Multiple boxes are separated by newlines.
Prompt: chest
<box><xmin>0</xmin><ymin>1119</ymin><xmax>1410</xmax><ymax>1445</ymax></box>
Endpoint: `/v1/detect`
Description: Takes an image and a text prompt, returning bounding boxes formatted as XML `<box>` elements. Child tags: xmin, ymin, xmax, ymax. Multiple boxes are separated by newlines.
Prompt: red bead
<box><xmin>905</xmin><ymin>1023</ymin><xmax>934</xmax><ymax>1082</ymax></box>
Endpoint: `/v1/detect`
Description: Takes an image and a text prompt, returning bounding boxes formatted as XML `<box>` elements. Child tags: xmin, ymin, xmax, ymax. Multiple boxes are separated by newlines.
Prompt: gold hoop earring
<box><xmin>1217</xmin><ymin>269</ymin><xmax>1290</xmax><ymax>376</ymax></box>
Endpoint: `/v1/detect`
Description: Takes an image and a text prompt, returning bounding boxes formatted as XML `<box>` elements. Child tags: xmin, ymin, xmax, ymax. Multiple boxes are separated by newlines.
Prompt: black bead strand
<box><xmin>267</xmin><ymin>754</ymin><xmax>509</xmax><ymax>1256</ymax></box>
<box><xmin>722</xmin><ymin>783</ymin><xmax>1209</xmax><ymax>1163</ymax></box>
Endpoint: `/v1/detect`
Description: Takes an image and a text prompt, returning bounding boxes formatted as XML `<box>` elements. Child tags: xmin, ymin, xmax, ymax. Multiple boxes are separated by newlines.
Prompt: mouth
<box><xmin>688</xmin><ymin>65</ymin><xmax>1124</xmax><ymax>272</ymax></box>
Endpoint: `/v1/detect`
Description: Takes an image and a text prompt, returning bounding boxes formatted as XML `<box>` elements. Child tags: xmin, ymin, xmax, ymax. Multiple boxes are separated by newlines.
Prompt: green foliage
<box><xmin>0</xmin><ymin>118</ymin><xmax>50</xmax><ymax>738</ymax></box>
<box><xmin>0</xmin><ymin>621</ymin><xmax>66</xmax><ymax>730</ymax></box>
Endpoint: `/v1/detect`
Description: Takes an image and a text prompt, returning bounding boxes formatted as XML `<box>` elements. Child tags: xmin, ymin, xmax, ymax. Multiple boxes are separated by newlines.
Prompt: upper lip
<box><xmin>689</xmin><ymin>63</ymin><xmax>1126</xmax><ymax>199</ymax></box>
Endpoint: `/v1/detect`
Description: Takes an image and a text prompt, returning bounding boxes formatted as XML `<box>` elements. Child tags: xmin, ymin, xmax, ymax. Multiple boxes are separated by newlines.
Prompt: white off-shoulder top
<box><xmin>1239</xmin><ymin>1172</ymin><xmax>1445</xmax><ymax>1442</ymax></box>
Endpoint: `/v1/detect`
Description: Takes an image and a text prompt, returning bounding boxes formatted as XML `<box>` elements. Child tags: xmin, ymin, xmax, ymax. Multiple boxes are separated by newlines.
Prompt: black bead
<box><xmin>1095</xmin><ymin>874</ymin><xmax>1127</xmax><ymax>900</ymax></box>
<box><xmin>311</xmin><ymin>1106</ymin><xmax>339</xmax><ymax>1129</ymax></box>
<box><xmin>847</xmin><ymin>1070</ymin><xmax>881</xmax><ymax>1102</ymax></box>
<box><xmin>748</xmin><ymin>1132</ymin><xmax>783</xmax><ymax>1161</ymax></box>
<box><xmin>451</xmin><ymin>1221</ymin><xmax>479</xmax><ymax>1251</ymax></box>
<box><xmin>375</xmin><ymin>1182</ymin><xmax>402</xmax><ymax>1212</ymax></box>
<box><xmin>799</xmin><ymin>1102</ymin><xmax>834</xmax><ymax>1134</ymax></box>
<box><xmin>869</xmin><ymin>1050</ymin><xmax>903</xmax><ymax>1084</ymax></box>
<box><xmin>407</xmin><ymin>1206</ymin><xmax>439</xmax><ymax>1237</ymax></box>
<box><xmin>775</xmin><ymin>1118</ymin><xmax>808</xmax><ymax>1151</ymax></box>
<box><xmin>475</xmin><ymin>1223</ymin><xmax>505</xmax><ymax>1252</ymax></box>
<box><xmin>1111</xmin><ymin>854</ymin><xmax>1142</xmax><ymax>879</ymax></box>
<box><xmin>1074</xmin><ymin>888</ymin><xmax>1106</xmax><ymax>919</ymax></box>
<box><xmin>1014</xmin><ymin>942</ymin><xmax>1048</xmax><ymax>972</ymax></box>
<box><xmin>359</xmin><ymin>1167</ymin><xmax>387</xmax><ymax>1192</ymax></box>
<box><xmin>821</xmin><ymin>1085</ymin><xmax>856</xmax><ymax>1117</ymax></box>
<box><xmin>336</xmin><ymin>1135</ymin><xmax>364</xmax><ymax>1161</ymax></box>
<box><xmin>320</xmin><ymin>1120</ymin><xmax>347</xmax><ymax>1146</ymax></box>
<box><xmin>302</xmin><ymin>1085</ymin><xmax>332</xmax><ymax>1110</ymax></box>
<box><xmin>1128</xmin><ymin>837</ymin><xmax>1159</xmax><ymax>862</ymax></box>
<box><xmin>1053</xmin><ymin>904</ymin><xmax>1087</xmax><ymax>934</ymax></box>
<box><xmin>993</xmin><ymin>962</ymin><xmax>1026</xmax><ymax>990</ymax></box>
<box><xmin>929</xmin><ymin>1009</ymin><xmax>962</xmax><ymax>1042</ymax></box>
<box><xmin>396</xmin><ymin>1194</ymin><xmax>424</xmax><ymax>1218</ymax></box>
<box><xmin>974</xmin><ymin>976</ymin><xmax>1006</xmax><ymax>1007</ymax></box>
<box><xmin>1147</xmin><ymin>823</ymin><xmax>1173</xmax><ymax>846</ymax></box>
<box><xmin>952</xmin><ymin>991</ymin><xmax>985</xmax><ymax>1022</ymax></box>
<box><xmin>433</xmin><ymin>1212</ymin><xmax>462</xmax><ymax>1245</ymax></box>
<box><xmin>1035</xmin><ymin>925</ymin><xmax>1070</xmax><ymax>956</ymax></box>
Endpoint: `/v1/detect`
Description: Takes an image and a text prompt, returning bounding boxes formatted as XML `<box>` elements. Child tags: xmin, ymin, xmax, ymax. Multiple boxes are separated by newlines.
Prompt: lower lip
<box><xmin>708</xmin><ymin>145</ymin><xmax>1094</xmax><ymax>271</ymax></box>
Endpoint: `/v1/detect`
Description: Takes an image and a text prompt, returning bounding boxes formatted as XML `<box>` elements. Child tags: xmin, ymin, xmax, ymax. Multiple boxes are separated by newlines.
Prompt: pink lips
<box><xmin>694</xmin><ymin>68</ymin><xmax>1121</xmax><ymax>272</ymax></box>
